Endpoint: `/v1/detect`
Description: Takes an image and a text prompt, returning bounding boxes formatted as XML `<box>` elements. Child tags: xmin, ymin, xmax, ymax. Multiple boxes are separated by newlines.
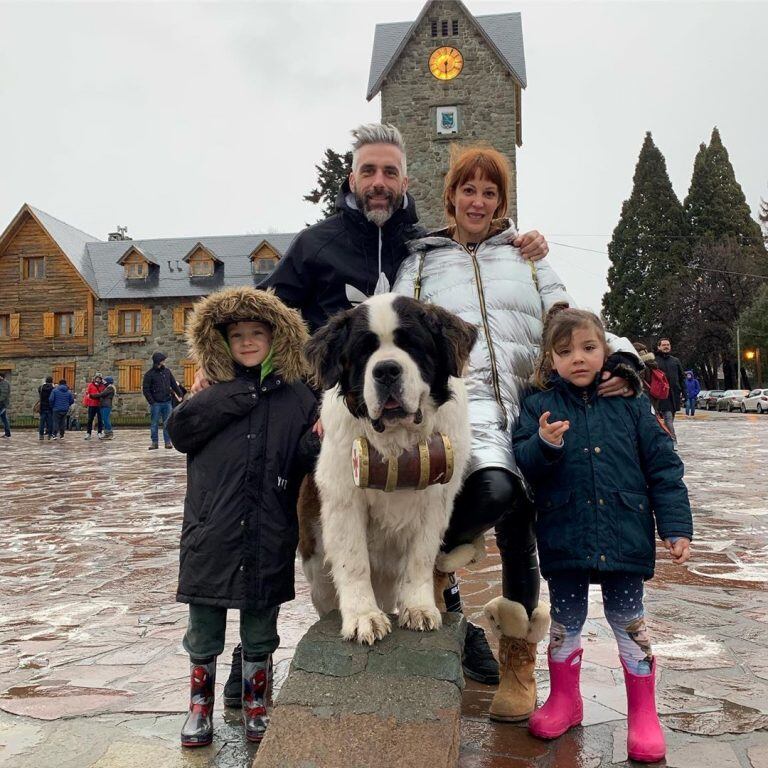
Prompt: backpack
<box><xmin>648</xmin><ymin>368</ymin><xmax>670</xmax><ymax>401</ymax></box>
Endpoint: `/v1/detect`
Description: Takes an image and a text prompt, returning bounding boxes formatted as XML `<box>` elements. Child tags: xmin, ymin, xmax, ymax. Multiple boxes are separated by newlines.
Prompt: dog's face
<box><xmin>306</xmin><ymin>294</ymin><xmax>477</xmax><ymax>430</ymax></box>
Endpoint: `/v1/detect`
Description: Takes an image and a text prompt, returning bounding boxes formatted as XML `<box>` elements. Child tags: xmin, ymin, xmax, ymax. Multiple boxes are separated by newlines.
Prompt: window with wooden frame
<box><xmin>117</xmin><ymin>359</ymin><xmax>144</xmax><ymax>393</ymax></box>
<box><xmin>52</xmin><ymin>363</ymin><xmax>76</xmax><ymax>389</ymax></box>
<box><xmin>42</xmin><ymin>311</ymin><xmax>84</xmax><ymax>339</ymax></box>
<box><xmin>181</xmin><ymin>358</ymin><xmax>197</xmax><ymax>390</ymax></box>
<box><xmin>108</xmin><ymin>306</ymin><xmax>152</xmax><ymax>338</ymax></box>
<box><xmin>22</xmin><ymin>256</ymin><xmax>45</xmax><ymax>280</ymax></box>
<box><xmin>253</xmin><ymin>257</ymin><xmax>277</xmax><ymax>274</ymax></box>
<box><xmin>188</xmin><ymin>251</ymin><xmax>215</xmax><ymax>277</ymax></box>
<box><xmin>120</xmin><ymin>309</ymin><xmax>142</xmax><ymax>336</ymax></box>
<box><xmin>122</xmin><ymin>251</ymin><xmax>150</xmax><ymax>280</ymax></box>
<box><xmin>0</xmin><ymin>314</ymin><xmax>19</xmax><ymax>338</ymax></box>
<box><xmin>55</xmin><ymin>312</ymin><xmax>75</xmax><ymax>337</ymax></box>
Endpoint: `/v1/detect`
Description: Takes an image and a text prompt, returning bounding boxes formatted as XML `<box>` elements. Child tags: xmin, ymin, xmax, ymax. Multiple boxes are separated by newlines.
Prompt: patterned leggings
<box><xmin>547</xmin><ymin>571</ymin><xmax>652</xmax><ymax>675</ymax></box>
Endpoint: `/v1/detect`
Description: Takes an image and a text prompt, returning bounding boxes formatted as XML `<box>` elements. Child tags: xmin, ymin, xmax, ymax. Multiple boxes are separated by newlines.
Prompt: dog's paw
<box><xmin>399</xmin><ymin>605</ymin><xmax>442</xmax><ymax>632</ymax></box>
<box><xmin>341</xmin><ymin>609</ymin><xmax>392</xmax><ymax>645</ymax></box>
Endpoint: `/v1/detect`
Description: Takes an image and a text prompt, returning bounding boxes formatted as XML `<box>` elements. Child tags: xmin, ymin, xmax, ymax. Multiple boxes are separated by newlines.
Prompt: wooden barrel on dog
<box><xmin>352</xmin><ymin>433</ymin><xmax>455</xmax><ymax>492</ymax></box>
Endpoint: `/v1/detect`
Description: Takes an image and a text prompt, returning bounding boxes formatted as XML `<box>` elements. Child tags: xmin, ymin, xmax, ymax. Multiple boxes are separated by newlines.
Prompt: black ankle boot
<box><xmin>180</xmin><ymin>657</ymin><xmax>216</xmax><ymax>747</ymax></box>
<box><xmin>463</xmin><ymin>622</ymin><xmax>500</xmax><ymax>685</ymax></box>
<box><xmin>223</xmin><ymin>644</ymin><xmax>242</xmax><ymax>708</ymax></box>
<box><xmin>242</xmin><ymin>654</ymin><xmax>270</xmax><ymax>742</ymax></box>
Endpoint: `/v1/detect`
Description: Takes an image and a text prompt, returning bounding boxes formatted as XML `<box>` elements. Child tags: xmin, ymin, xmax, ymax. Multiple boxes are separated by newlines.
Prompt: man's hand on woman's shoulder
<box><xmin>511</xmin><ymin>230</ymin><xmax>549</xmax><ymax>262</ymax></box>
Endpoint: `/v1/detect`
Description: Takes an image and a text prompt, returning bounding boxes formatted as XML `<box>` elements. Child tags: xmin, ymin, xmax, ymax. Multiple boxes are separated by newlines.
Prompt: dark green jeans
<box><xmin>183</xmin><ymin>604</ymin><xmax>279</xmax><ymax>661</ymax></box>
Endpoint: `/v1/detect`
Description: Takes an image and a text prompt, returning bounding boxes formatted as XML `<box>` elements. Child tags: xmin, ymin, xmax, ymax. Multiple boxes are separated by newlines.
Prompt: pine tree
<box><xmin>759</xmin><ymin>196</ymin><xmax>768</xmax><ymax>243</ymax></box>
<box><xmin>681</xmin><ymin>128</ymin><xmax>768</xmax><ymax>386</ymax></box>
<box><xmin>602</xmin><ymin>133</ymin><xmax>688</xmax><ymax>341</ymax></box>
<box><xmin>304</xmin><ymin>149</ymin><xmax>353</xmax><ymax>220</ymax></box>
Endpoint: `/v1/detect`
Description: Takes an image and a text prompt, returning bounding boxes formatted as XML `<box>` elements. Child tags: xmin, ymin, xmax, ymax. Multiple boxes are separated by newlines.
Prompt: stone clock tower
<box><xmin>367</xmin><ymin>0</ymin><xmax>526</xmax><ymax>230</ymax></box>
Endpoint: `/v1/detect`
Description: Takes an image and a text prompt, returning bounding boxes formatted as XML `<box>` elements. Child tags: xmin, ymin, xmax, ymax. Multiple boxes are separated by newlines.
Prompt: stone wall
<box><xmin>381</xmin><ymin>0</ymin><xmax>519</xmax><ymax>230</ymax></box>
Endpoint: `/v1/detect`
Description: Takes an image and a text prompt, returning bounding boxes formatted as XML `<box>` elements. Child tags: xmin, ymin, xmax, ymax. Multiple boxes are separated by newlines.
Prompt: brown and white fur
<box><xmin>303</xmin><ymin>293</ymin><xmax>477</xmax><ymax>645</ymax></box>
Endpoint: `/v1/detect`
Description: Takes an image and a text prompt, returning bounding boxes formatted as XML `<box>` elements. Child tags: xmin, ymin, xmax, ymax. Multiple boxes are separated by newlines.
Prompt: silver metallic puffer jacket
<box><xmin>393</xmin><ymin>221</ymin><xmax>568</xmax><ymax>479</ymax></box>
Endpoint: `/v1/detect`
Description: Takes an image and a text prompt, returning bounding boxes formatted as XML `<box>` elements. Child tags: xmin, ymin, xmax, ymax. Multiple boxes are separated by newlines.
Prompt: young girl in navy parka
<box><xmin>510</xmin><ymin>308</ymin><xmax>693</xmax><ymax>764</ymax></box>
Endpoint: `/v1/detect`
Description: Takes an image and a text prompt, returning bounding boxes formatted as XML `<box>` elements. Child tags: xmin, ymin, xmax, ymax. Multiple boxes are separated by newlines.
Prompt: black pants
<box><xmin>443</xmin><ymin>467</ymin><xmax>540</xmax><ymax>616</ymax></box>
<box><xmin>86</xmin><ymin>405</ymin><xmax>103</xmax><ymax>435</ymax></box>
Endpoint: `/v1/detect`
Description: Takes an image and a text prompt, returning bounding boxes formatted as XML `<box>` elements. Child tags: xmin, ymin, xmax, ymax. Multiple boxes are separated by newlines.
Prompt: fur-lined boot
<box><xmin>433</xmin><ymin>536</ymin><xmax>486</xmax><ymax>611</ymax></box>
<box><xmin>484</xmin><ymin>598</ymin><xmax>550</xmax><ymax>722</ymax></box>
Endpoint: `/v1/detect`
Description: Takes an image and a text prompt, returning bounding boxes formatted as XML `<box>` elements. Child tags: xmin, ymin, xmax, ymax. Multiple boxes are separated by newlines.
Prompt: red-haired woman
<box><xmin>393</xmin><ymin>145</ymin><xmax>641</xmax><ymax>724</ymax></box>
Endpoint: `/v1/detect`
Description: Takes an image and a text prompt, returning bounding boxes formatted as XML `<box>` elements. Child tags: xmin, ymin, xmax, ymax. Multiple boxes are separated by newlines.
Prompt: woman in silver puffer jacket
<box><xmin>392</xmin><ymin>146</ymin><xmax>640</xmax><ymax>724</ymax></box>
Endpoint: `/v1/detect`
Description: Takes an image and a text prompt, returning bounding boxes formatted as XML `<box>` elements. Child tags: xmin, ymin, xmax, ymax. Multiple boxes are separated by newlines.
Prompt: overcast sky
<box><xmin>1</xmin><ymin>0</ymin><xmax>765</xmax><ymax>312</ymax></box>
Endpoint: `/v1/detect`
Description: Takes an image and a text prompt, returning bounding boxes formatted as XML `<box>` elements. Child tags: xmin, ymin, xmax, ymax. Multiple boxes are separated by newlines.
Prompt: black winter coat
<box><xmin>654</xmin><ymin>352</ymin><xmax>686</xmax><ymax>412</ymax></box>
<box><xmin>260</xmin><ymin>182</ymin><xmax>424</xmax><ymax>333</ymax></box>
<box><xmin>167</xmin><ymin>286</ymin><xmax>316</xmax><ymax>611</ymax></box>
<box><xmin>513</xmin><ymin>377</ymin><xmax>693</xmax><ymax>580</ymax></box>
<box><xmin>142</xmin><ymin>364</ymin><xmax>182</xmax><ymax>405</ymax></box>
<box><xmin>38</xmin><ymin>383</ymin><xmax>54</xmax><ymax>412</ymax></box>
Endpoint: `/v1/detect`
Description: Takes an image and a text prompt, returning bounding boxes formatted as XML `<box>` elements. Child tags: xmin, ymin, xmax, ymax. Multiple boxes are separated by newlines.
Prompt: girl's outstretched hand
<box><xmin>539</xmin><ymin>411</ymin><xmax>570</xmax><ymax>446</ymax></box>
<box><xmin>664</xmin><ymin>537</ymin><xmax>691</xmax><ymax>564</ymax></box>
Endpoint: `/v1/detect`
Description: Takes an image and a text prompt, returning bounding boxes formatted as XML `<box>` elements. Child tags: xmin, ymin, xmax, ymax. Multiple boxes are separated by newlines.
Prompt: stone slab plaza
<box><xmin>1</xmin><ymin>411</ymin><xmax>767</xmax><ymax>767</ymax></box>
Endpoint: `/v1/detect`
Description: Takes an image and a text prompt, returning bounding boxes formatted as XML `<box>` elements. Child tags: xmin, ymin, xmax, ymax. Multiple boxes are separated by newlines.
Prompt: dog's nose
<box><xmin>372</xmin><ymin>360</ymin><xmax>402</xmax><ymax>383</ymax></box>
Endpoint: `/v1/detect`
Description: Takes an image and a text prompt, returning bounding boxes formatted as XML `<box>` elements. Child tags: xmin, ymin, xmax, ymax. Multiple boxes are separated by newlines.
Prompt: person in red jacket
<box><xmin>83</xmin><ymin>374</ymin><xmax>106</xmax><ymax>440</ymax></box>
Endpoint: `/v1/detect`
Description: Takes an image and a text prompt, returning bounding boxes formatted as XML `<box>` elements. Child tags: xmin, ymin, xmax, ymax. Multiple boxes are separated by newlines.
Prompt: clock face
<box><xmin>429</xmin><ymin>46</ymin><xmax>463</xmax><ymax>81</ymax></box>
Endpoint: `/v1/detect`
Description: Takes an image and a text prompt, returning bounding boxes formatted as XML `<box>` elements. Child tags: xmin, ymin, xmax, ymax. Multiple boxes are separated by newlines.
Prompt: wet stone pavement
<box><xmin>0</xmin><ymin>411</ymin><xmax>766</xmax><ymax>767</ymax></box>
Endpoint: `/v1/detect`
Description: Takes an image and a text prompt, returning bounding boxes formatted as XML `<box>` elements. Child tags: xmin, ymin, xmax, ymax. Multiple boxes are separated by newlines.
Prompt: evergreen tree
<box><xmin>304</xmin><ymin>148</ymin><xmax>353</xmax><ymax>220</ymax></box>
<box><xmin>680</xmin><ymin>128</ymin><xmax>768</xmax><ymax>386</ymax></box>
<box><xmin>602</xmin><ymin>132</ymin><xmax>688</xmax><ymax>341</ymax></box>
<box><xmin>759</xmin><ymin>196</ymin><xmax>768</xmax><ymax>243</ymax></box>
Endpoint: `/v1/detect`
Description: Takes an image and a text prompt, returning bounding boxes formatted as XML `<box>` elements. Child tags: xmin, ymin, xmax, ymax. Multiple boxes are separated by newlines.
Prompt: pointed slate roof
<box><xmin>26</xmin><ymin>205</ymin><xmax>102</xmax><ymax>294</ymax></box>
<box><xmin>367</xmin><ymin>1</ymin><xmax>526</xmax><ymax>100</ymax></box>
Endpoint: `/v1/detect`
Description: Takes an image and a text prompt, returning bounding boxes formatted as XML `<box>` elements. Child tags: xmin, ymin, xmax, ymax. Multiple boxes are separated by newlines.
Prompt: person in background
<box><xmin>38</xmin><ymin>376</ymin><xmax>55</xmax><ymax>440</ymax></box>
<box><xmin>654</xmin><ymin>339</ymin><xmax>686</xmax><ymax>445</ymax></box>
<box><xmin>83</xmin><ymin>374</ymin><xmax>106</xmax><ymax>440</ymax></box>
<box><xmin>0</xmin><ymin>372</ymin><xmax>11</xmax><ymax>438</ymax></box>
<box><xmin>95</xmin><ymin>376</ymin><xmax>116</xmax><ymax>439</ymax></box>
<box><xmin>49</xmin><ymin>379</ymin><xmax>75</xmax><ymax>440</ymax></box>
<box><xmin>684</xmin><ymin>370</ymin><xmax>701</xmax><ymax>416</ymax></box>
<box><xmin>143</xmin><ymin>351</ymin><xmax>183</xmax><ymax>450</ymax></box>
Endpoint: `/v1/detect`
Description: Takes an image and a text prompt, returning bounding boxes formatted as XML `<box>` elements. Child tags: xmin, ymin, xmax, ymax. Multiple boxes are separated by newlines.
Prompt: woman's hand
<box><xmin>664</xmin><ymin>537</ymin><xmax>691</xmax><ymax>564</ymax></box>
<box><xmin>312</xmin><ymin>418</ymin><xmax>324</xmax><ymax>439</ymax></box>
<box><xmin>538</xmin><ymin>411</ymin><xmax>569</xmax><ymax>446</ymax></box>
<box><xmin>512</xmin><ymin>230</ymin><xmax>549</xmax><ymax>261</ymax></box>
<box><xmin>191</xmin><ymin>368</ymin><xmax>210</xmax><ymax>394</ymax></box>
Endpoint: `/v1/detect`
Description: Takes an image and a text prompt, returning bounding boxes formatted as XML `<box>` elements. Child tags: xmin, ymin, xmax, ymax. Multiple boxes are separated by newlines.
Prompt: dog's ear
<box><xmin>305</xmin><ymin>309</ymin><xmax>351</xmax><ymax>389</ymax></box>
<box><xmin>423</xmin><ymin>305</ymin><xmax>478</xmax><ymax>377</ymax></box>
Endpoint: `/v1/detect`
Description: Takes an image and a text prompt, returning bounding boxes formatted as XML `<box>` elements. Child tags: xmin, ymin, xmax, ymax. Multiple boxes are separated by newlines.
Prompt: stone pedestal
<box><xmin>253</xmin><ymin>611</ymin><xmax>466</xmax><ymax>768</ymax></box>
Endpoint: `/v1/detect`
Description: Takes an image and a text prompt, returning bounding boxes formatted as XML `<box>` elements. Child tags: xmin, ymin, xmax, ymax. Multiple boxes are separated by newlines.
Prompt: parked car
<box><xmin>740</xmin><ymin>389</ymin><xmax>768</xmax><ymax>414</ymax></box>
<box><xmin>697</xmin><ymin>390</ymin><xmax>711</xmax><ymax>408</ymax></box>
<box><xmin>705</xmin><ymin>391</ymin><xmax>726</xmax><ymax>410</ymax></box>
<box><xmin>716</xmin><ymin>389</ymin><xmax>750</xmax><ymax>412</ymax></box>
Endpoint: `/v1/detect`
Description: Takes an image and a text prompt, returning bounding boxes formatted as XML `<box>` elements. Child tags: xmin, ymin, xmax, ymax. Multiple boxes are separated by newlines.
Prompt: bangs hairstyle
<box><xmin>533</xmin><ymin>306</ymin><xmax>607</xmax><ymax>389</ymax></box>
<box><xmin>443</xmin><ymin>145</ymin><xmax>510</xmax><ymax>221</ymax></box>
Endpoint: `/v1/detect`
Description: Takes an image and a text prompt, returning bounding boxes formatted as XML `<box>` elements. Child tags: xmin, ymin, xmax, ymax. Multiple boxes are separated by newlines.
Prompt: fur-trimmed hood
<box><xmin>187</xmin><ymin>287</ymin><xmax>309</xmax><ymax>384</ymax></box>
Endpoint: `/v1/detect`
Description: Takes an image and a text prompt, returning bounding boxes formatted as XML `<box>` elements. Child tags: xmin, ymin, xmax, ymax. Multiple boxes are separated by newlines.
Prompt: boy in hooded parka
<box><xmin>167</xmin><ymin>287</ymin><xmax>316</xmax><ymax>747</ymax></box>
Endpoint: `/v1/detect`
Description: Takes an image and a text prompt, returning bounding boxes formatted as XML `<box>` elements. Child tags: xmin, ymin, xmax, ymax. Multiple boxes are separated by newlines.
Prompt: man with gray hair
<box><xmin>260</xmin><ymin>122</ymin><xmax>548</xmax><ymax>332</ymax></box>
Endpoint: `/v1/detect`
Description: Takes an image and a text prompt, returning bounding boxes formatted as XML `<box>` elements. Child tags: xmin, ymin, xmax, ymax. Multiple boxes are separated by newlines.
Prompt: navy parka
<box><xmin>513</xmin><ymin>377</ymin><xmax>693</xmax><ymax>579</ymax></box>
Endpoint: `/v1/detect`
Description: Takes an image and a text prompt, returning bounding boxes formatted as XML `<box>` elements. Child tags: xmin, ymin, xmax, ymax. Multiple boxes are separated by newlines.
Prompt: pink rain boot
<box><xmin>622</xmin><ymin>657</ymin><xmax>666</xmax><ymax>763</ymax></box>
<box><xmin>528</xmin><ymin>647</ymin><xmax>583</xmax><ymax>739</ymax></box>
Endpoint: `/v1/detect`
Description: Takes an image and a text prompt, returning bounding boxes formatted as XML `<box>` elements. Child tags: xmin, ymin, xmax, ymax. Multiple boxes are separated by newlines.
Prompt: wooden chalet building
<box><xmin>0</xmin><ymin>204</ymin><xmax>295</xmax><ymax>420</ymax></box>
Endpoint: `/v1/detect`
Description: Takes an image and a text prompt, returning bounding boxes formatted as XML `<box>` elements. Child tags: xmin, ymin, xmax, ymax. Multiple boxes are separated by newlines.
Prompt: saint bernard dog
<box><xmin>302</xmin><ymin>293</ymin><xmax>477</xmax><ymax>645</ymax></box>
